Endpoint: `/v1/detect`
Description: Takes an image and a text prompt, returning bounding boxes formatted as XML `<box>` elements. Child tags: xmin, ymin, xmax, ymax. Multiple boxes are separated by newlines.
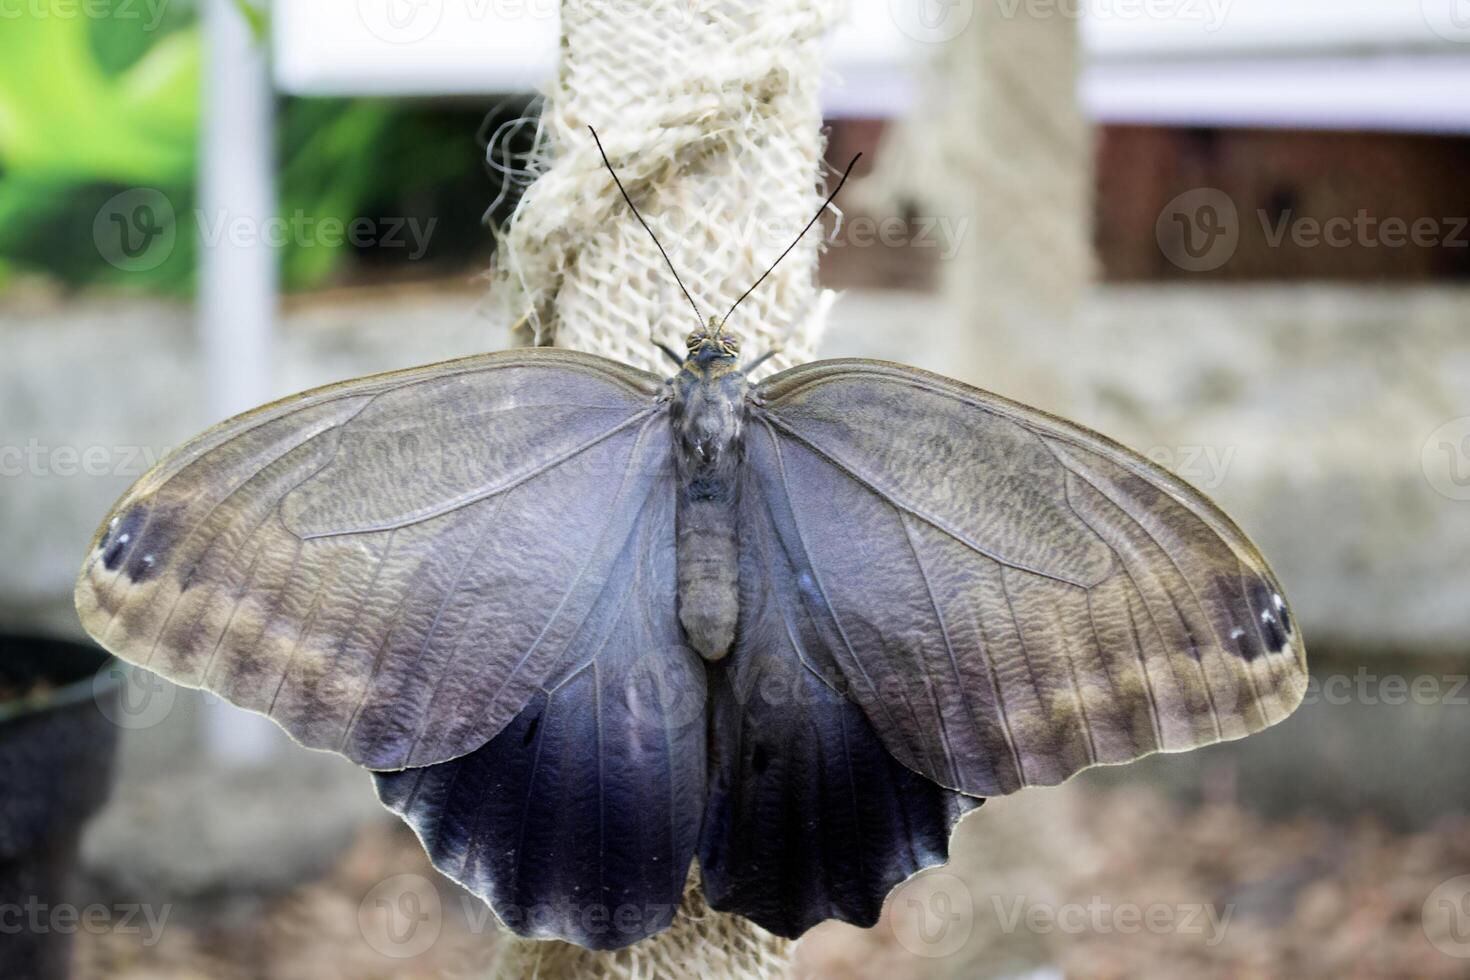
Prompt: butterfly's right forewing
<box><xmin>746</xmin><ymin>359</ymin><xmax>1308</xmax><ymax>800</ymax></box>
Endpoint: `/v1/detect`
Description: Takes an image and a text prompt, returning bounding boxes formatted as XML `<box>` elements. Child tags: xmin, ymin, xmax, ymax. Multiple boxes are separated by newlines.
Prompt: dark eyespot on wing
<box><xmin>750</xmin><ymin>359</ymin><xmax>1308</xmax><ymax>796</ymax></box>
<box><xmin>97</xmin><ymin>502</ymin><xmax>177</xmax><ymax>584</ymax></box>
<box><xmin>1247</xmin><ymin>576</ymin><xmax>1291</xmax><ymax>655</ymax></box>
<box><xmin>1209</xmin><ymin>570</ymin><xmax>1296</xmax><ymax>661</ymax></box>
<box><xmin>74</xmin><ymin>350</ymin><xmax>686</xmax><ymax>774</ymax></box>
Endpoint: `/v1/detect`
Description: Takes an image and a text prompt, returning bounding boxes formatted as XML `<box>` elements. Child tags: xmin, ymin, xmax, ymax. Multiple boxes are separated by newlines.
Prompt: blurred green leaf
<box><xmin>230</xmin><ymin>0</ymin><xmax>269</xmax><ymax>43</ymax></box>
<box><xmin>0</xmin><ymin>7</ymin><xmax>494</xmax><ymax>296</ymax></box>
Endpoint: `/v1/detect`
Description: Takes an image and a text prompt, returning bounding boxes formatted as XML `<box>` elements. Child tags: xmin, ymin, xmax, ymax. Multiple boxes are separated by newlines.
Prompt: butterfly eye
<box><xmin>686</xmin><ymin>332</ymin><xmax>703</xmax><ymax>349</ymax></box>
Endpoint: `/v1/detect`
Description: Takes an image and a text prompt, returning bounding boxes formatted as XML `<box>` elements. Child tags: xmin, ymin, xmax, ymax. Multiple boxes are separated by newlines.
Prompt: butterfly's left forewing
<box><xmin>746</xmin><ymin>359</ymin><xmax>1308</xmax><ymax>800</ymax></box>
<box><xmin>75</xmin><ymin>349</ymin><xmax>684</xmax><ymax>772</ymax></box>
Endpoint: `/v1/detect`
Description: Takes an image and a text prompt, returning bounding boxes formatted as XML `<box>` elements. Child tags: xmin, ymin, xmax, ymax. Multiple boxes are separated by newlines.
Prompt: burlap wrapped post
<box><xmin>486</xmin><ymin>0</ymin><xmax>843</xmax><ymax>976</ymax></box>
<box><xmin>859</xmin><ymin>1</ymin><xmax>1092</xmax><ymax>398</ymax></box>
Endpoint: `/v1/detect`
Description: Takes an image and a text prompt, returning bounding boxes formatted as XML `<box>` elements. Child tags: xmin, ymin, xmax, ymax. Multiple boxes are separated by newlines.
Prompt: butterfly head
<box><xmin>686</xmin><ymin>318</ymin><xmax>741</xmax><ymax>364</ymax></box>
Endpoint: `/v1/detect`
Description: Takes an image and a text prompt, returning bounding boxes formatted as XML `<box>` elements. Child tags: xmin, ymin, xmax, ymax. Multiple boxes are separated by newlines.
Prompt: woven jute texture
<box><xmin>484</xmin><ymin>0</ymin><xmax>843</xmax><ymax>977</ymax></box>
<box><xmin>492</xmin><ymin>0</ymin><xmax>842</xmax><ymax>380</ymax></box>
<box><xmin>488</xmin><ymin>868</ymin><xmax>793</xmax><ymax>980</ymax></box>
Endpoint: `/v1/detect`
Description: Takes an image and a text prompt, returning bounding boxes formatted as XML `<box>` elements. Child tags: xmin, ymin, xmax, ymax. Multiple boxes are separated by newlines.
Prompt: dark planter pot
<box><xmin>0</xmin><ymin>634</ymin><xmax>122</xmax><ymax>980</ymax></box>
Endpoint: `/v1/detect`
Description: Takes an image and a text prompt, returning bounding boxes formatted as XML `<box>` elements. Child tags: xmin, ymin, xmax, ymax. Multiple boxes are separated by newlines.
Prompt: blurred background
<box><xmin>2</xmin><ymin>1</ymin><xmax>1469</xmax><ymax>977</ymax></box>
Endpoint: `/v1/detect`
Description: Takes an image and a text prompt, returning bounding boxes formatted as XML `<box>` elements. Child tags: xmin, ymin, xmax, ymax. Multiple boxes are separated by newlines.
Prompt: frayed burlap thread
<box><xmin>485</xmin><ymin>1</ymin><xmax>844</xmax><ymax>977</ymax></box>
<box><xmin>492</xmin><ymin>0</ymin><xmax>843</xmax><ymax>382</ymax></box>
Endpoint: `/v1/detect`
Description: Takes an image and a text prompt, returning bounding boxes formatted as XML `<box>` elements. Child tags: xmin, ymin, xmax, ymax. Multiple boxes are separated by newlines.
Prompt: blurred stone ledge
<box><xmin>2</xmin><ymin>281</ymin><xmax>1467</xmax><ymax>654</ymax></box>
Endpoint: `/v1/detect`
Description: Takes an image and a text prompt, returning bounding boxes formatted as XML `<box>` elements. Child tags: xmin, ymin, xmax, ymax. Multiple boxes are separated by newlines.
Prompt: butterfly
<box><xmin>75</xmin><ymin>131</ymin><xmax>1306</xmax><ymax>951</ymax></box>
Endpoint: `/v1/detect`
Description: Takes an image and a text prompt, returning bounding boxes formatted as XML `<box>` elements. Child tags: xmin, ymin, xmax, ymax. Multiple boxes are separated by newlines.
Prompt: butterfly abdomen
<box><xmin>670</xmin><ymin>362</ymin><xmax>747</xmax><ymax>661</ymax></box>
<box><xmin>677</xmin><ymin>495</ymin><xmax>739</xmax><ymax>660</ymax></box>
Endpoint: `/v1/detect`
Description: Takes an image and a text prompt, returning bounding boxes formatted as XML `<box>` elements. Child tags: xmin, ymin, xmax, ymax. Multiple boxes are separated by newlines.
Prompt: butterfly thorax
<box><xmin>668</xmin><ymin>335</ymin><xmax>748</xmax><ymax>661</ymax></box>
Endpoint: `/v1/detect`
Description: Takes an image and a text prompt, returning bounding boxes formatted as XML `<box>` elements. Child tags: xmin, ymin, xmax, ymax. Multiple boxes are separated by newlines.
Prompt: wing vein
<box><xmin>897</xmin><ymin>513</ymin><xmax>969</xmax><ymax>789</ymax></box>
<box><xmin>965</xmin><ymin>571</ymin><xmax>1027</xmax><ymax>788</ymax></box>
<box><xmin>755</xmin><ymin>419</ymin><xmax>917</xmax><ymax>763</ymax></box>
<box><xmin>759</xmin><ymin>413</ymin><xmax>1093</xmax><ymax>589</ymax></box>
<box><xmin>296</xmin><ymin>408</ymin><xmax>659</xmax><ymax>540</ymax></box>
<box><xmin>400</xmin><ymin>491</ymin><xmax>511</xmax><ymax>763</ymax></box>
<box><xmin>1048</xmin><ymin>451</ymin><xmax>1225</xmax><ymax>741</ymax></box>
<box><xmin>478</xmin><ymin>415</ymin><xmax>667</xmax><ymax>720</ymax></box>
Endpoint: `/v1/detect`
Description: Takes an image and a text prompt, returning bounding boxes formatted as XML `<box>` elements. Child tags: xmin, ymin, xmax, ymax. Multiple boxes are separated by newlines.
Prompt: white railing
<box><xmin>275</xmin><ymin>0</ymin><xmax>1470</xmax><ymax>130</ymax></box>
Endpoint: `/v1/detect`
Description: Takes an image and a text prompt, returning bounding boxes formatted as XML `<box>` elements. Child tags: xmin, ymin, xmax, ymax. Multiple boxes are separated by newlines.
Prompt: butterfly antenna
<box><xmin>723</xmin><ymin>151</ymin><xmax>862</xmax><ymax>327</ymax></box>
<box><xmin>589</xmin><ymin>126</ymin><xmax>705</xmax><ymax>333</ymax></box>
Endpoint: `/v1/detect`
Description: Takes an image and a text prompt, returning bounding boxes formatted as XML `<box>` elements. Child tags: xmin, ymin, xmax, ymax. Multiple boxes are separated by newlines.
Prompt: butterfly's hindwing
<box><xmin>697</xmin><ymin>474</ymin><xmax>980</xmax><ymax>936</ymax></box>
<box><xmin>376</xmin><ymin>476</ymin><xmax>706</xmax><ymax>950</ymax></box>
